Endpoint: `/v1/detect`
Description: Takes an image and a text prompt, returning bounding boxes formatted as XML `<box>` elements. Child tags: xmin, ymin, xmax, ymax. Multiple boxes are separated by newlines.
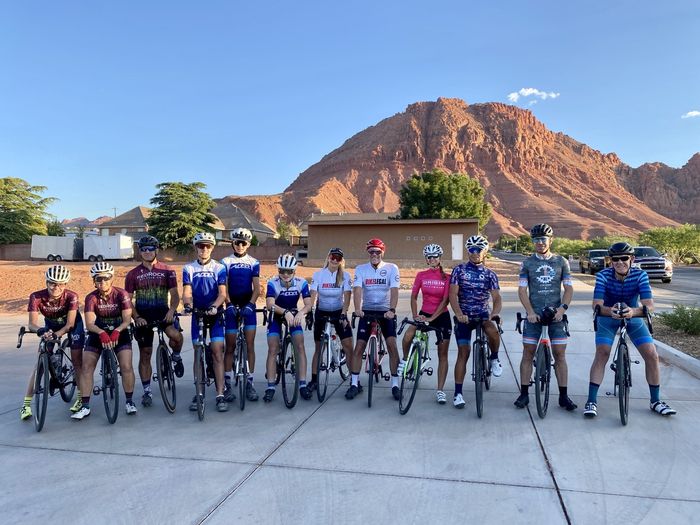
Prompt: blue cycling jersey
<box><xmin>266</xmin><ymin>276</ymin><xmax>310</xmax><ymax>310</ymax></box>
<box><xmin>593</xmin><ymin>267</ymin><xmax>652</xmax><ymax>307</ymax></box>
<box><xmin>183</xmin><ymin>259</ymin><xmax>227</xmax><ymax>309</ymax></box>
<box><xmin>450</xmin><ymin>262</ymin><xmax>500</xmax><ymax>317</ymax></box>
<box><xmin>220</xmin><ymin>253</ymin><xmax>260</xmax><ymax>305</ymax></box>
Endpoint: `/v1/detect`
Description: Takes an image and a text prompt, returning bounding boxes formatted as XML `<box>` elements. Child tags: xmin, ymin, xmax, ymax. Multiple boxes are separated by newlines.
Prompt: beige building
<box><xmin>305</xmin><ymin>213</ymin><xmax>479</xmax><ymax>266</ymax></box>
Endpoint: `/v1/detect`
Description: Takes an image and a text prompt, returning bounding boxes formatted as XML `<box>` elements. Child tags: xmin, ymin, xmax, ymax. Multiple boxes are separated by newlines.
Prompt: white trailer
<box><xmin>83</xmin><ymin>234</ymin><xmax>134</xmax><ymax>261</ymax></box>
<box><xmin>30</xmin><ymin>235</ymin><xmax>77</xmax><ymax>261</ymax></box>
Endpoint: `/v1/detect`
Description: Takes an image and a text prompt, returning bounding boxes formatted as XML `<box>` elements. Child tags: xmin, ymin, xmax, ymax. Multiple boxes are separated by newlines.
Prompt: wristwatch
<box><xmin>561</xmin><ymin>304</ymin><xmax>569</xmax><ymax>310</ymax></box>
<box><xmin>389</xmin><ymin>308</ymin><xmax>396</xmax><ymax>313</ymax></box>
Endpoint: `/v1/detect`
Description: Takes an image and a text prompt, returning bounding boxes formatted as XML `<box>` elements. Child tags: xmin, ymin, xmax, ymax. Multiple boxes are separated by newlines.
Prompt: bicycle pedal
<box><xmin>92</xmin><ymin>386</ymin><xmax>101</xmax><ymax>395</ymax></box>
<box><xmin>610</xmin><ymin>363</ymin><xmax>617</xmax><ymax>371</ymax></box>
<box><xmin>633</xmin><ymin>360</ymin><xmax>640</xmax><ymax>364</ymax></box>
<box><xmin>152</xmin><ymin>374</ymin><xmax>159</xmax><ymax>382</ymax></box>
<box><xmin>383</xmin><ymin>374</ymin><xmax>390</xmax><ymax>381</ymax></box>
<box><xmin>425</xmin><ymin>367</ymin><xmax>434</xmax><ymax>376</ymax></box>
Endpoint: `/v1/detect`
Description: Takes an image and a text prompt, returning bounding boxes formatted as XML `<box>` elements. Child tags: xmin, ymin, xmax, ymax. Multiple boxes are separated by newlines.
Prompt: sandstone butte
<box><xmin>220</xmin><ymin>97</ymin><xmax>697</xmax><ymax>239</ymax></box>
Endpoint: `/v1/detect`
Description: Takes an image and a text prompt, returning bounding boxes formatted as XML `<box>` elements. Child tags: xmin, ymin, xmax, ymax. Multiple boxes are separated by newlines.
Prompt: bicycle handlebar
<box><xmin>398</xmin><ymin>317</ymin><xmax>444</xmax><ymax>342</ymax></box>
<box><xmin>593</xmin><ymin>304</ymin><xmax>652</xmax><ymax>334</ymax></box>
<box><xmin>516</xmin><ymin>312</ymin><xmax>569</xmax><ymax>335</ymax></box>
<box><xmin>17</xmin><ymin>326</ymin><xmax>60</xmax><ymax>349</ymax></box>
<box><xmin>227</xmin><ymin>304</ymin><xmax>268</xmax><ymax>326</ymax></box>
<box><xmin>351</xmin><ymin>311</ymin><xmax>393</xmax><ymax>330</ymax></box>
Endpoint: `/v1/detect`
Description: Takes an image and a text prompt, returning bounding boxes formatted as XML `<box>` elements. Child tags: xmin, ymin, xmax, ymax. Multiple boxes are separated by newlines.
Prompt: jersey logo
<box><xmin>379</xmin><ymin>269</ymin><xmax>387</xmax><ymax>277</ymax></box>
<box><xmin>535</xmin><ymin>264</ymin><xmax>556</xmax><ymax>285</ymax></box>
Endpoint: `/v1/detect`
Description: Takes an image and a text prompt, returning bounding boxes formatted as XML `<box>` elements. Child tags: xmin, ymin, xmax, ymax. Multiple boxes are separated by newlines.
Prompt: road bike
<box><xmin>143</xmin><ymin>316</ymin><xmax>182</xmax><ymax>414</ymax></box>
<box><xmin>189</xmin><ymin>308</ymin><xmax>223</xmax><ymax>421</ymax></box>
<box><xmin>227</xmin><ymin>305</ymin><xmax>267</xmax><ymax>410</ymax></box>
<box><xmin>268</xmin><ymin>309</ymin><xmax>302</xmax><ymax>409</ymax></box>
<box><xmin>314</xmin><ymin>312</ymin><xmax>350</xmax><ymax>402</ymax></box>
<box><xmin>516</xmin><ymin>309</ymin><xmax>569</xmax><ymax>419</ymax></box>
<box><xmin>17</xmin><ymin>327</ymin><xmax>76</xmax><ymax>432</ymax></box>
<box><xmin>91</xmin><ymin>325</ymin><xmax>127</xmax><ymax>424</ymax></box>
<box><xmin>352</xmin><ymin>312</ymin><xmax>391</xmax><ymax>408</ymax></box>
<box><xmin>396</xmin><ymin>318</ymin><xmax>441</xmax><ymax>415</ymax></box>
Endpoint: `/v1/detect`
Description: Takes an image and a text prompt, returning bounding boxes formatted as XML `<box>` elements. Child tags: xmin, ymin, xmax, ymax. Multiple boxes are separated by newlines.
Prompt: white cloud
<box><xmin>507</xmin><ymin>87</ymin><xmax>560</xmax><ymax>103</ymax></box>
<box><xmin>681</xmin><ymin>110</ymin><xmax>700</xmax><ymax>119</ymax></box>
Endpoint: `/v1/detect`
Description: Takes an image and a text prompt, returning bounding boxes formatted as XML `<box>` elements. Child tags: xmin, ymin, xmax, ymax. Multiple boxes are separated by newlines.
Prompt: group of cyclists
<box><xmin>19</xmin><ymin>222</ymin><xmax>676</xmax><ymax>422</ymax></box>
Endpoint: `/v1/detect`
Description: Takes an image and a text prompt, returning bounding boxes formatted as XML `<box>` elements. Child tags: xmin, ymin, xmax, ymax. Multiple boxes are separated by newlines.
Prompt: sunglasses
<box><xmin>279</xmin><ymin>269</ymin><xmax>294</xmax><ymax>275</ymax></box>
<box><xmin>611</xmin><ymin>256</ymin><xmax>631</xmax><ymax>262</ymax></box>
<box><xmin>233</xmin><ymin>240</ymin><xmax>248</xmax><ymax>246</ymax></box>
<box><xmin>94</xmin><ymin>276</ymin><xmax>112</xmax><ymax>283</ymax></box>
<box><xmin>426</xmin><ymin>255</ymin><xmax>440</xmax><ymax>260</ymax></box>
<box><xmin>467</xmin><ymin>247</ymin><xmax>484</xmax><ymax>254</ymax></box>
<box><xmin>140</xmin><ymin>246</ymin><xmax>157</xmax><ymax>252</ymax></box>
<box><xmin>329</xmin><ymin>254</ymin><xmax>343</xmax><ymax>262</ymax></box>
<box><xmin>195</xmin><ymin>243</ymin><xmax>213</xmax><ymax>250</ymax></box>
<box><xmin>368</xmin><ymin>250</ymin><xmax>382</xmax><ymax>256</ymax></box>
<box><xmin>532</xmin><ymin>237</ymin><xmax>549</xmax><ymax>244</ymax></box>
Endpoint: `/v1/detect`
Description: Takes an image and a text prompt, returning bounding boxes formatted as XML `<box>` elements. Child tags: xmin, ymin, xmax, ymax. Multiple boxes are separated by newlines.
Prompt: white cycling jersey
<box><xmin>353</xmin><ymin>261</ymin><xmax>400</xmax><ymax>310</ymax></box>
<box><xmin>310</xmin><ymin>268</ymin><xmax>351</xmax><ymax>311</ymax></box>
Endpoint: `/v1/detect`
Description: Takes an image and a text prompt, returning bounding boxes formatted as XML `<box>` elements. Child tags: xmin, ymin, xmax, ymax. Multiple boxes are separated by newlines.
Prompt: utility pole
<box><xmin>112</xmin><ymin>207</ymin><xmax>117</xmax><ymax>218</ymax></box>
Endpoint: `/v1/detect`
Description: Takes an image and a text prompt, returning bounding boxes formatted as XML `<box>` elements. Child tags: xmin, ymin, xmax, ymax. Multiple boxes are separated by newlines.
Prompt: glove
<box><xmin>37</xmin><ymin>327</ymin><xmax>48</xmax><ymax>337</ymax></box>
<box><xmin>110</xmin><ymin>330</ymin><xmax>121</xmax><ymax>343</ymax></box>
<box><xmin>99</xmin><ymin>332</ymin><xmax>112</xmax><ymax>347</ymax></box>
<box><xmin>206</xmin><ymin>306</ymin><xmax>218</xmax><ymax>316</ymax></box>
<box><xmin>183</xmin><ymin>304</ymin><xmax>193</xmax><ymax>314</ymax></box>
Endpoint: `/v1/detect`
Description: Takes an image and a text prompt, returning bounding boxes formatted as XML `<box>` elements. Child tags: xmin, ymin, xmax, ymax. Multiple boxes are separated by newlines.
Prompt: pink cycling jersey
<box><xmin>411</xmin><ymin>267</ymin><xmax>449</xmax><ymax>315</ymax></box>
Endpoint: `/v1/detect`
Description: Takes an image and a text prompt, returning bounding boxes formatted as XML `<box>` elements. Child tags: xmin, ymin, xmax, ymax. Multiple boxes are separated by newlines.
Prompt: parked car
<box><xmin>579</xmin><ymin>249</ymin><xmax>610</xmax><ymax>274</ymax></box>
<box><xmin>633</xmin><ymin>246</ymin><xmax>673</xmax><ymax>283</ymax></box>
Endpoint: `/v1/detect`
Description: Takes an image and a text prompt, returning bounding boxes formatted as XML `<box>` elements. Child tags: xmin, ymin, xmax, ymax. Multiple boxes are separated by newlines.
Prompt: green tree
<box><xmin>46</xmin><ymin>219</ymin><xmax>65</xmax><ymax>236</ymax></box>
<box><xmin>638</xmin><ymin>224</ymin><xmax>700</xmax><ymax>263</ymax></box>
<box><xmin>0</xmin><ymin>178</ymin><xmax>55</xmax><ymax>244</ymax></box>
<box><xmin>146</xmin><ymin>182</ymin><xmax>218</xmax><ymax>254</ymax></box>
<box><xmin>395</xmin><ymin>169</ymin><xmax>492</xmax><ymax>229</ymax></box>
<box><xmin>276</xmin><ymin>220</ymin><xmax>301</xmax><ymax>243</ymax></box>
<box><xmin>551</xmin><ymin>238</ymin><xmax>592</xmax><ymax>258</ymax></box>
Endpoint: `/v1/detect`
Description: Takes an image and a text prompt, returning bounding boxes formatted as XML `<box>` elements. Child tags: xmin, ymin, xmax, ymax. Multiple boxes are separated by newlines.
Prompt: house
<box><xmin>99</xmin><ymin>206</ymin><xmax>226</xmax><ymax>241</ymax></box>
<box><xmin>211</xmin><ymin>202</ymin><xmax>276</xmax><ymax>243</ymax></box>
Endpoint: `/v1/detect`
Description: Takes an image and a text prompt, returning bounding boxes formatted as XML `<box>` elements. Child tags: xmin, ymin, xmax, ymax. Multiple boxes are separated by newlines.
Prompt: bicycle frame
<box><xmin>396</xmin><ymin>318</ymin><xmax>440</xmax><ymax>415</ymax></box>
<box><xmin>229</xmin><ymin>305</ymin><xmax>266</xmax><ymax>410</ymax></box>
<box><xmin>352</xmin><ymin>312</ymin><xmax>390</xmax><ymax>408</ymax></box>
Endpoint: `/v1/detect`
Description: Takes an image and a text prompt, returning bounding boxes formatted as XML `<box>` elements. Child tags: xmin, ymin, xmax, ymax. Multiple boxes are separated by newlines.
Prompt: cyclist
<box><xmin>346</xmin><ymin>238</ymin><xmax>401</xmax><ymax>401</ymax></box>
<box><xmin>72</xmin><ymin>262</ymin><xmax>136</xmax><ymax>420</ymax></box>
<box><xmin>183</xmin><ymin>232</ymin><xmax>228</xmax><ymax>413</ymax></box>
<box><xmin>515</xmin><ymin>224</ymin><xmax>577</xmax><ymax>411</ymax></box>
<box><xmin>400</xmin><ymin>243</ymin><xmax>452</xmax><ymax>405</ymax></box>
<box><xmin>21</xmin><ymin>265</ymin><xmax>86</xmax><ymax>420</ymax></box>
<box><xmin>584</xmin><ymin>242</ymin><xmax>676</xmax><ymax>417</ymax></box>
<box><xmin>125</xmin><ymin>235</ymin><xmax>184</xmax><ymax>408</ymax></box>
<box><xmin>264</xmin><ymin>254</ymin><xmax>313</xmax><ymax>402</ymax></box>
<box><xmin>308</xmin><ymin>247</ymin><xmax>353</xmax><ymax>392</ymax></box>
<box><xmin>221</xmin><ymin>227</ymin><xmax>261</xmax><ymax>403</ymax></box>
<box><xmin>449</xmin><ymin>236</ymin><xmax>502</xmax><ymax>409</ymax></box>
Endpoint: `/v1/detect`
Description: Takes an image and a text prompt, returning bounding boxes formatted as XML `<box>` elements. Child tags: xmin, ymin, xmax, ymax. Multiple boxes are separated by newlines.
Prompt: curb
<box><xmin>654</xmin><ymin>339</ymin><xmax>700</xmax><ymax>379</ymax></box>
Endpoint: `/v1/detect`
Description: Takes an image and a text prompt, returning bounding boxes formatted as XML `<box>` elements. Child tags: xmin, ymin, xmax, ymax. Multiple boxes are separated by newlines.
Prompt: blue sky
<box><xmin>1</xmin><ymin>1</ymin><xmax>698</xmax><ymax>221</ymax></box>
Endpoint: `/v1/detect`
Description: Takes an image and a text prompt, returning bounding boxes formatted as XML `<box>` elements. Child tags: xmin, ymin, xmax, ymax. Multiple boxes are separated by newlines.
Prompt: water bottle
<box><xmin>331</xmin><ymin>335</ymin><xmax>340</xmax><ymax>364</ymax></box>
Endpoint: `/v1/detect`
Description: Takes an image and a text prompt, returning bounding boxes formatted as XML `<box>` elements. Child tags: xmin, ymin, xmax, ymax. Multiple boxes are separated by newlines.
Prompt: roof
<box><xmin>211</xmin><ymin>202</ymin><xmax>276</xmax><ymax>235</ymax></box>
<box><xmin>305</xmin><ymin>212</ymin><xmax>478</xmax><ymax>226</ymax></box>
<box><xmin>100</xmin><ymin>205</ymin><xmax>225</xmax><ymax>230</ymax></box>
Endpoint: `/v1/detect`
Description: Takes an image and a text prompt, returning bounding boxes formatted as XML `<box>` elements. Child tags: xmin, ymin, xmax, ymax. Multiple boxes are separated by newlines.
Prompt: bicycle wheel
<box><xmin>237</xmin><ymin>337</ymin><xmax>247</xmax><ymax>411</ymax></box>
<box><xmin>316</xmin><ymin>337</ymin><xmax>330</xmax><ymax>402</ymax></box>
<box><xmin>534</xmin><ymin>343</ymin><xmax>551</xmax><ymax>418</ymax></box>
<box><xmin>483</xmin><ymin>339</ymin><xmax>492</xmax><ymax>392</ymax></box>
<box><xmin>33</xmin><ymin>352</ymin><xmax>49</xmax><ymax>432</ymax></box>
<box><xmin>281</xmin><ymin>336</ymin><xmax>298</xmax><ymax>409</ymax></box>
<box><xmin>617</xmin><ymin>341</ymin><xmax>630</xmax><ymax>426</ymax></box>
<box><xmin>102</xmin><ymin>349</ymin><xmax>120</xmax><ymax>424</ymax></box>
<box><xmin>473</xmin><ymin>339</ymin><xmax>484</xmax><ymax>418</ymax></box>
<box><xmin>194</xmin><ymin>345</ymin><xmax>206</xmax><ymax>421</ymax></box>
<box><xmin>156</xmin><ymin>342</ymin><xmax>176</xmax><ymax>413</ymax></box>
<box><xmin>338</xmin><ymin>346</ymin><xmax>349</xmax><ymax>381</ymax></box>
<box><xmin>399</xmin><ymin>342</ymin><xmax>422</xmax><ymax>415</ymax></box>
<box><xmin>57</xmin><ymin>341</ymin><xmax>76</xmax><ymax>402</ymax></box>
<box><xmin>367</xmin><ymin>337</ymin><xmax>377</xmax><ymax>408</ymax></box>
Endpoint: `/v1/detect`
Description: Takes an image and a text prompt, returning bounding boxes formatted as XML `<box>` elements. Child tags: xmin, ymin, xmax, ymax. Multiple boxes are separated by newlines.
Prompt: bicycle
<box><xmin>144</xmin><ymin>315</ymin><xmax>182</xmax><ymax>414</ymax></box>
<box><xmin>17</xmin><ymin>327</ymin><xmax>77</xmax><ymax>432</ymax></box>
<box><xmin>90</xmin><ymin>326</ymin><xmax>125</xmax><ymax>425</ymax></box>
<box><xmin>352</xmin><ymin>312</ymin><xmax>391</xmax><ymax>408</ymax></box>
<box><xmin>188</xmin><ymin>308</ymin><xmax>223</xmax><ymax>421</ymax></box>
<box><xmin>314</xmin><ymin>312</ymin><xmax>350</xmax><ymax>402</ymax></box>
<box><xmin>228</xmin><ymin>305</ymin><xmax>267</xmax><ymax>410</ymax></box>
<box><xmin>516</xmin><ymin>309</ymin><xmax>569</xmax><ymax>419</ymax></box>
<box><xmin>267</xmin><ymin>309</ymin><xmax>301</xmax><ymax>409</ymax></box>
<box><xmin>594</xmin><ymin>304</ymin><xmax>649</xmax><ymax>426</ymax></box>
<box><xmin>396</xmin><ymin>318</ymin><xmax>441</xmax><ymax>415</ymax></box>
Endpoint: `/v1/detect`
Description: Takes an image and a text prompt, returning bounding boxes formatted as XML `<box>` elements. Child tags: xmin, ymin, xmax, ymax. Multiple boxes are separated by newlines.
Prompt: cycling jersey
<box><xmin>411</xmin><ymin>267</ymin><xmax>449</xmax><ymax>315</ymax></box>
<box><xmin>593</xmin><ymin>267</ymin><xmax>652</xmax><ymax>307</ymax></box>
<box><xmin>27</xmin><ymin>289</ymin><xmax>79</xmax><ymax>327</ymax></box>
<box><xmin>84</xmin><ymin>287</ymin><xmax>132</xmax><ymax>330</ymax></box>
<box><xmin>124</xmin><ymin>262</ymin><xmax>178</xmax><ymax>319</ymax></box>
<box><xmin>266</xmin><ymin>276</ymin><xmax>311</xmax><ymax>310</ymax></box>
<box><xmin>310</xmin><ymin>268</ymin><xmax>352</xmax><ymax>311</ymax></box>
<box><xmin>353</xmin><ymin>261</ymin><xmax>400</xmax><ymax>310</ymax></box>
<box><xmin>220</xmin><ymin>253</ymin><xmax>260</xmax><ymax>306</ymax></box>
<box><xmin>519</xmin><ymin>253</ymin><xmax>572</xmax><ymax>312</ymax></box>
<box><xmin>182</xmin><ymin>260</ymin><xmax>227</xmax><ymax>309</ymax></box>
<box><xmin>450</xmin><ymin>262</ymin><xmax>500</xmax><ymax>317</ymax></box>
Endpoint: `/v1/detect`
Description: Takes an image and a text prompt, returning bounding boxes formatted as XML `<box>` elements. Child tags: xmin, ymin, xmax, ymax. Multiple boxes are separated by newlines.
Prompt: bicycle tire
<box><xmin>338</xmin><ymin>347</ymin><xmax>349</xmax><ymax>381</ymax></box>
<box><xmin>194</xmin><ymin>344</ymin><xmax>206</xmax><ymax>421</ymax></box>
<box><xmin>156</xmin><ymin>342</ymin><xmax>176</xmax><ymax>413</ymax></box>
<box><xmin>281</xmin><ymin>336</ymin><xmax>298</xmax><ymax>409</ymax></box>
<box><xmin>399</xmin><ymin>342</ymin><xmax>422</xmax><ymax>415</ymax></box>
<box><xmin>34</xmin><ymin>352</ymin><xmax>49</xmax><ymax>432</ymax></box>
<box><xmin>316</xmin><ymin>337</ymin><xmax>330</xmax><ymax>402</ymax></box>
<box><xmin>367</xmin><ymin>337</ymin><xmax>377</xmax><ymax>408</ymax></box>
<box><xmin>483</xmin><ymin>338</ymin><xmax>492</xmax><ymax>392</ymax></box>
<box><xmin>618</xmin><ymin>341</ymin><xmax>629</xmax><ymax>426</ymax></box>
<box><xmin>237</xmin><ymin>337</ymin><xmax>247</xmax><ymax>411</ymax></box>
<box><xmin>534</xmin><ymin>343</ymin><xmax>550</xmax><ymax>418</ymax></box>
<box><xmin>102</xmin><ymin>349</ymin><xmax>120</xmax><ymax>424</ymax></box>
<box><xmin>57</xmin><ymin>340</ymin><xmax>76</xmax><ymax>402</ymax></box>
<box><xmin>474</xmin><ymin>339</ymin><xmax>484</xmax><ymax>418</ymax></box>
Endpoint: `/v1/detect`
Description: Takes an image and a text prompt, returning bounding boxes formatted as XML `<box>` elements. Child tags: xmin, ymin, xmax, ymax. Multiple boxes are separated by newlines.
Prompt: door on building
<box><xmin>451</xmin><ymin>234</ymin><xmax>463</xmax><ymax>261</ymax></box>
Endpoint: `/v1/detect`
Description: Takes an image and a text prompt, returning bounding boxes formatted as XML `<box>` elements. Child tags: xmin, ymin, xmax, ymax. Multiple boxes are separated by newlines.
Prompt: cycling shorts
<box><xmin>133</xmin><ymin>317</ymin><xmax>181</xmax><ymax>349</ymax></box>
<box><xmin>191</xmin><ymin>314</ymin><xmax>225</xmax><ymax>344</ymax></box>
<box><xmin>225</xmin><ymin>305</ymin><xmax>258</xmax><ymax>334</ymax></box>
<box><xmin>356</xmin><ymin>310</ymin><xmax>397</xmax><ymax>342</ymax></box>
<box><xmin>595</xmin><ymin>317</ymin><xmax>653</xmax><ymax>347</ymax></box>
<box><xmin>417</xmin><ymin>310</ymin><xmax>452</xmax><ymax>344</ymax></box>
<box><xmin>454</xmin><ymin>316</ymin><xmax>495</xmax><ymax>346</ymax></box>
<box><xmin>85</xmin><ymin>330</ymin><xmax>132</xmax><ymax>354</ymax></box>
<box><xmin>313</xmin><ymin>309</ymin><xmax>353</xmax><ymax>342</ymax></box>
<box><xmin>523</xmin><ymin>320</ymin><xmax>568</xmax><ymax>346</ymax></box>
<box><xmin>267</xmin><ymin>315</ymin><xmax>303</xmax><ymax>338</ymax></box>
<box><xmin>46</xmin><ymin>313</ymin><xmax>85</xmax><ymax>351</ymax></box>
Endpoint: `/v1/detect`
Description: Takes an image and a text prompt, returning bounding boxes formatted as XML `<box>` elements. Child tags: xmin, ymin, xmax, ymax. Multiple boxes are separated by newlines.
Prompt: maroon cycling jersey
<box><xmin>84</xmin><ymin>287</ymin><xmax>132</xmax><ymax>330</ymax></box>
<box><xmin>27</xmin><ymin>289</ymin><xmax>79</xmax><ymax>326</ymax></box>
<box><xmin>124</xmin><ymin>262</ymin><xmax>177</xmax><ymax>316</ymax></box>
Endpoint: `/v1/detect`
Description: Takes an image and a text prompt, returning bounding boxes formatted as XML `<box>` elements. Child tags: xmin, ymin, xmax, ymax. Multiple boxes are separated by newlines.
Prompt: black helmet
<box><xmin>530</xmin><ymin>224</ymin><xmax>553</xmax><ymax>238</ymax></box>
<box><xmin>608</xmin><ymin>242</ymin><xmax>634</xmax><ymax>256</ymax></box>
<box><xmin>138</xmin><ymin>235</ymin><xmax>159</xmax><ymax>248</ymax></box>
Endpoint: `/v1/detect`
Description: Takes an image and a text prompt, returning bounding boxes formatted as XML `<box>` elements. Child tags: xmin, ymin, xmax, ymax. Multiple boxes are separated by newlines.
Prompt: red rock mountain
<box><xmin>228</xmin><ymin>98</ymin><xmax>692</xmax><ymax>239</ymax></box>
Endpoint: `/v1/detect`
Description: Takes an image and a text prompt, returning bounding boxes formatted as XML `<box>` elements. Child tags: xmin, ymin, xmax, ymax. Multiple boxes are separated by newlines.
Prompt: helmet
<box><xmin>465</xmin><ymin>235</ymin><xmax>489</xmax><ymax>250</ymax></box>
<box><xmin>137</xmin><ymin>235</ymin><xmax>159</xmax><ymax>248</ymax></box>
<box><xmin>423</xmin><ymin>243</ymin><xmax>443</xmax><ymax>257</ymax></box>
<box><xmin>45</xmin><ymin>265</ymin><xmax>70</xmax><ymax>284</ymax></box>
<box><xmin>608</xmin><ymin>242</ymin><xmax>634</xmax><ymax>256</ymax></box>
<box><xmin>530</xmin><ymin>224</ymin><xmax>553</xmax><ymax>238</ymax></box>
<box><xmin>277</xmin><ymin>254</ymin><xmax>298</xmax><ymax>270</ymax></box>
<box><xmin>328</xmin><ymin>247</ymin><xmax>344</xmax><ymax>258</ymax></box>
<box><xmin>90</xmin><ymin>262</ymin><xmax>114</xmax><ymax>278</ymax></box>
<box><xmin>192</xmin><ymin>232</ymin><xmax>216</xmax><ymax>246</ymax></box>
<box><xmin>230</xmin><ymin>227</ymin><xmax>253</xmax><ymax>242</ymax></box>
<box><xmin>366</xmin><ymin>238</ymin><xmax>386</xmax><ymax>252</ymax></box>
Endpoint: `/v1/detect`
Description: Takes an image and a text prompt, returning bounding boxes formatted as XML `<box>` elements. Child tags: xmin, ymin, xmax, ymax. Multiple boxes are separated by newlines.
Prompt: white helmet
<box><xmin>423</xmin><ymin>243</ymin><xmax>443</xmax><ymax>258</ymax></box>
<box><xmin>45</xmin><ymin>265</ymin><xmax>71</xmax><ymax>284</ymax></box>
<box><xmin>90</xmin><ymin>262</ymin><xmax>114</xmax><ymax>278</ymax></box>
<box><xmin>192</xmin><ymin>232</ymin><xmax>216</xmax><ymax>246</ymax></box>
<box><xmin>277</xmin><ymin>254</ymin><xmax>297</xmax><ymax>270</ymax></box>
<box><xmin>230</xmin><ymin>227</ymin><xmax>253</xmax><ymax>242</ymax></box>
<box><xmin>465</xmin><ymin>235</ymin><xmax>489</xmax><ymax>250</ymax></box>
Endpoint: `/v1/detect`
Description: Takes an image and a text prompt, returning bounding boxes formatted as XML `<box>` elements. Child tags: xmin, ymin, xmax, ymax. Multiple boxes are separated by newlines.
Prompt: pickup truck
<box><xmin>633</xmin><ymin>246</ymin><xmax>673</xmax><ymax>283</ymax></box>
<box><xmin>579</xmin><ymin>249</ymin><xmax>610</xmax><ymax>274</ymax></box>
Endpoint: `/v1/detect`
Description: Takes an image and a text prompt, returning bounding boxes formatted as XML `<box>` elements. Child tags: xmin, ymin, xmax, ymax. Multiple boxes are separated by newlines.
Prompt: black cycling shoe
<box><xmin>514</xmin><ymin>394</ymin><xmax>529</xmax><ymax>408</ymax></box>
<box><xmin>172</xmin><ymin>354</ymin><xmax>184</xmax><ymax>378</ymax></box>
<box><xmin>263</xmin><ymin>388</ymin><xmax>275</xmax><ymax>403</ymax></box>
<box><xmin>223</xmin><ymin>385</ymin><xmax>236</xmax><ymax>403</ymax></box>
<box><xmin>559</xmin><ymin>396</ymin><xmax>578</xmax><ymax>411</ymax></box>
<box><xmin>345</xmin><ymin>384</ymin><xmax>363</xmax><ymax>400</ymax></box>
<box><xmin>392</xmin><ymin>386</ymin><xmax>401</xmax><ymax>401</ymax></box>
<box><xmin>299</xmin><ymin>386</ymin><xmax>312</xmax><ymax>400</ymax></box>
<box><xmin>306</xmin><ymin>380</ymin><xmax>317</xmax><ymax>393</ymax></box>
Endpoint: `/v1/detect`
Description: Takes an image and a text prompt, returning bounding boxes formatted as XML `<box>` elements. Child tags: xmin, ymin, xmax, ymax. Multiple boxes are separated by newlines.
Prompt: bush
<box><xmin>657</xmin><ymin>304</ymin><xmax>700</xmax><ymax>335</ymax></box>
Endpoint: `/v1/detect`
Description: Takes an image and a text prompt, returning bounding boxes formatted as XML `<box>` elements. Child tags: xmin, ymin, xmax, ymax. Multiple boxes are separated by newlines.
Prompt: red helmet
<box><xmin>366</xmin><ymin>238</ymin><xmax>386</xmax><ymax>252</ymax></box>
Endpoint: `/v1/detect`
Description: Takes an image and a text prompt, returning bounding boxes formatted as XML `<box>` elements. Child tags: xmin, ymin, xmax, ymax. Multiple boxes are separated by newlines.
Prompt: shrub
<box><xmin>657</xmin><ymin>304</ymin><xmax>700</xmax><ymax>335</ymax></box>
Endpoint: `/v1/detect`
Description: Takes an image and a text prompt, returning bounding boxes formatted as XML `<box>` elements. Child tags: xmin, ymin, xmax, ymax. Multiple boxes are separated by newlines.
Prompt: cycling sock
<box><xmin>351</xmin><ymin>374</ymin><xmax>359</xmax><ymax>387</ymax></box>
<box><xmin>490</xmin><ymin>351</ymin><xmax>499</xmax><ymax>360</ymax></box>
<box><xmin>649</xmin><ymin>384</ymin><xmax>660</xmax><ymax>404</ymax></box>
<box><xmin>142</xmin><ymin>380</ymin><xmax>151</xmax><ymax>392</ymax></box>
<box><xmin>23</xmin><ymin>396</ymin><xmax>31</xmax><ymax>407</ymax></box>
<box><xmin>266</xmin><ymin>382</ymin><xmax>276</xmax><ymax>391</ymax></box>
<box><xmin>520</xmin><ymin>385</ymin><xmax>529</xmax><ymax>396</ymax></box>
<box><xmin>247</xmin><ymin>374</ymin><xmax>254</xmax><ymax>383</ymax></box>
<box><xmin>82</xmin><ymin>396</ymin><xmax>90</xmax><ymax>408</ymax></box>
<box><xmin>587</xmin><ymin>382</ymin><xmax>600</xmax><ymax>403</ymax></box>
<box><xmin>299</xmin><ymin>380</ymin><xmax>307</xmax><ymax>388</ymax></box>
<box><xmin>311</xmin><ymin>373</ymin><xmax>318</xmax><ymax>383</ymax></box>
<box><xmin>125</xmin><ymin>392</ymin><xmax>133</xmax><ymax>403</ymax></box>
<box><xmin>558</xmin><ymin>386</ymin><xmax>568</xmax><ymax>398</ymax></box>
<box><xmin>391</xmin><ymin>375</ymin><xmax>399</xmax><ymax>388</ymax></box>
<box><xmin>455</xmin><ymin>383</ymin><xmax>463</xmax><ymax>396</ymax></box>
